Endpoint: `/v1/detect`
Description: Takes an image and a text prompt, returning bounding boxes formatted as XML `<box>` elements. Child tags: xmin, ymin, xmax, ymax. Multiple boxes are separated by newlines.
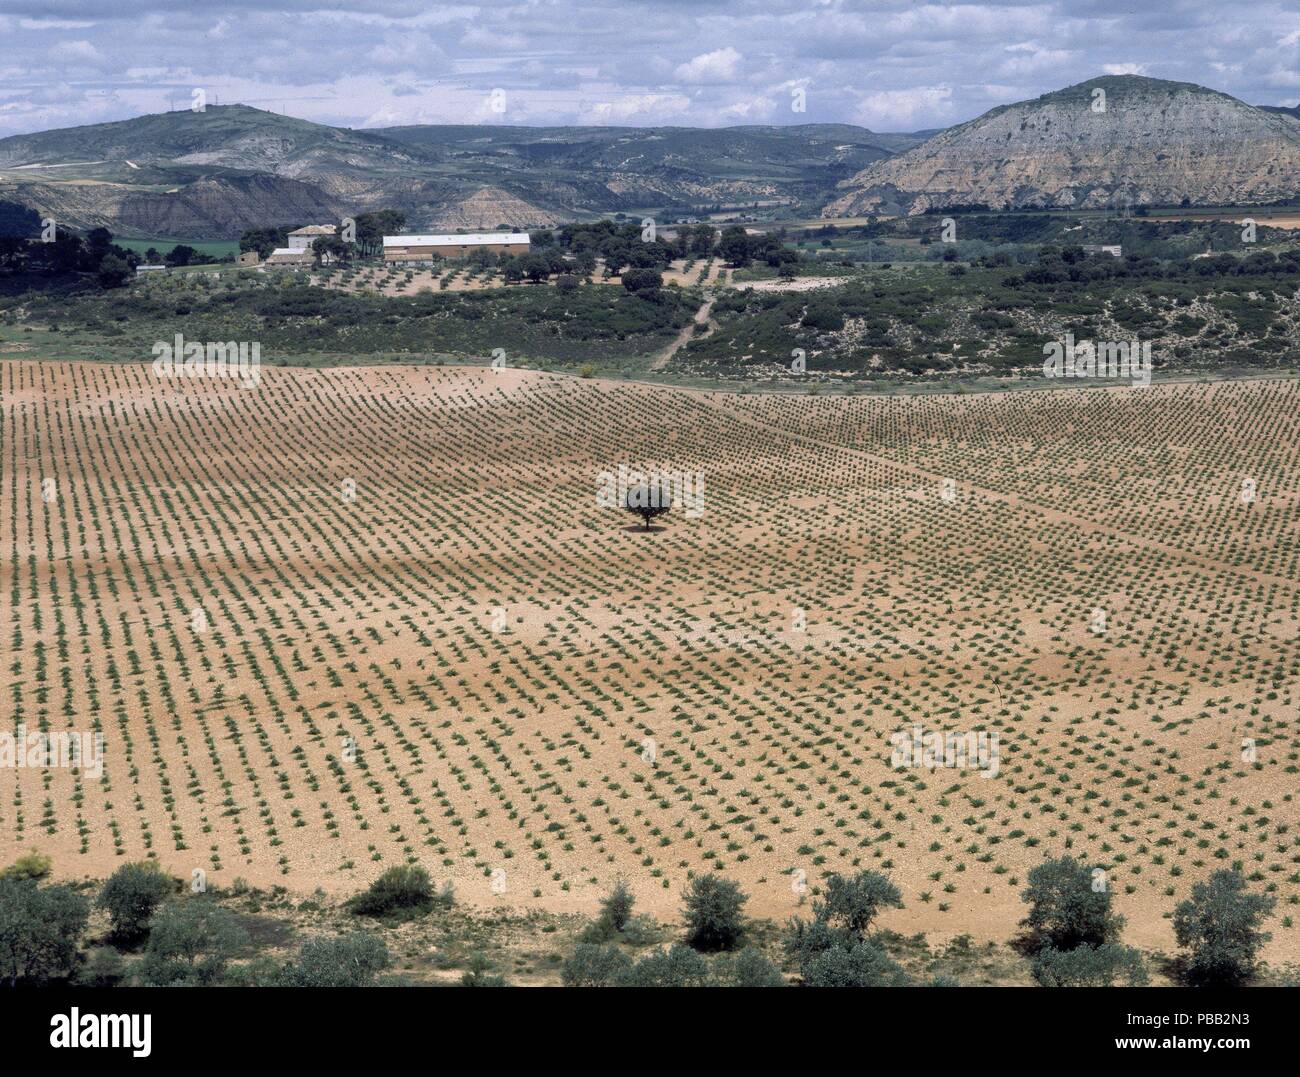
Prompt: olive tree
<box><xmin>98</xmin><ymin>862</ymin><xmax>173</xmax><ymax>942</ymax></box>
<box><xmin>682</xmin><ymin>873</ymin><xmax>747</xmax><ymax>952</ymax></box>
<box><xmin>0</xmin><ymin>877</ymin><xmax>89</xmax><ymax>986</ymax></box>
<box><xmin>1019</xmin><ymin>856</ymin><xmax>1123</xmax><ymax>952</ymax></box>
<box><xmin>1173</xmin><ymin>870</ymin><xmax>1275</xmax><ymax>986</ymax></box>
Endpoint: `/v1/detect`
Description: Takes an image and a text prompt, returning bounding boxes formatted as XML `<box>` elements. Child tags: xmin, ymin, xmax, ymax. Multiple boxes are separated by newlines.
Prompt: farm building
<box><xmin>383</xmin><ymin>232</ymin><xmax>531</xmax><ymax>264</ymax></box>
<box><xmin>264</xmin><ymin>247</ymin><xmax>313</xmax><ymax>266</ymax></box>
<box><xmin>287</xmin><ymin>224</ymin><xmax>337</xmax><ymax>250</ymax></box>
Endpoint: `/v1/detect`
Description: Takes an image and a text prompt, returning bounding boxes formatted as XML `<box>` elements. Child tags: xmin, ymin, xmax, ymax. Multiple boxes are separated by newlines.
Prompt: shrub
<box><xmin>75</xmin><ymin>947</ymin><xmax>127</xmax><ymax>987</ymax></box>
<box><xmin>99</xmin><ymin>862</ymin><xmax>174</xmax><ymax>942</ymax></box>
<box><xmin>133</xmin><ymin>899</ymin><xmax>248</xmax><ymax>986</ymax></box>
<box><xmin>619</xmin><ymin>915</ymin><xmax>662</xmax><ymax>947</ymax></box>
<box><xmin>801</xmin><ymin>301</ymin><xmax>844</xmax><ymax>332</ymax></box>
<box><xmin>581</xmin><ymin>879</ymin><xmax>637</xmax><ymax>943</ymax></box>
<box><xmin>802</xmin><ymin>941</ymin><xmax>909</xmax><ymax>987</ymax></box>
<box><xmin>712</xmin><ymin>947</ymin><xmax>785</xmax><ymax>987</ymax></box>
<box><xmin>460</xmin><ymin>952</ymin><xmax>507</xmax><ymax>987</ymax></box>
<box><xmin>289</xmin><ymin>932</ymin><xmax>390</xmax><ymax>987</ymax></box>
<box><xmin>1</xmin><ymin>851</ymin><xmax>52</xmax><ymax>880</ymax></box>
<box><xmin>622</xmin><ymin>269</ymin><xmax>663</xmax><ymax>294</ymax></box>
<box><xmin>348</xmin><ymin>865</ymin><xmax>444</xmax><ymax>918</ymax></box>
<box><xmin>1019</xmin><ymin>856</ymin><xmax>1123</xmax><ymax>952</ymax></box>
<box><xmin>562</xmin><ymin>943</ymin><xmax>632</xmax><ymax>987</ymax></box>
<box><xmin>1173</xmin><ymin>870</ymin><xmax>1275</xmax><ymax>986</ymax></box>
<box><xmin>682</xmin><ymin>873</ymin><xmax>747</xmax><ymax>952</ymax></box>
<box><xmin>598</xmin><ymin>879</ymin><xmax>635</xmax><ymax>933</ymax></box>
<box><xmin>786</xmin><ymin>870</ymin><xmax>905</xmax><ymax>984</ymax></box>
<box><xmin>617</xmin><ymin>944</ymin><xmax>710</xmax><ymax>987</ymax></box>
<box><xmin>1032</xmin><ymin>943</ymin><xmax>1149</xmax><ymax>987</ymax></box>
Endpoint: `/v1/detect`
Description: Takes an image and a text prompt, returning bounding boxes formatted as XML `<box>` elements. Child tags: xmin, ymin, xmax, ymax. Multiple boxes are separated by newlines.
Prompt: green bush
<box><xmin>0</xmin><ymin>877</ymin><xmax>90</xmax><ymax>985</ymax></box>
<box><xmin>802</xmin><ymin>941</ymin><xmax>909</xmax><ymax>987</ymax></box>
<box><xmin>1173</xmin><ymin>870</ymin><xmax>1275</xmax><ymax>986</ymax></box>
<box><xmin>1019</xmin><ymin>856</ymin><xmax>1123</xmax><ymax>952</ymax></box>
<box><xmin>289</xmin><ymin>932</ymin><xmax>390</xmax><ymax>987</ymax></box>
<box><xmin>562</xmin><ymin>943</ymin><xmax>632</xmax><ymax>987</ymax></box>
<box><xmin>98</xmin><ymin>862</ymin><xmax>174</xmax><ymax>942</ymax></box>
<box><xmin>133</xmin><ymin>899</ymin><xmax>247</xmax><ymax>986</ymax></box>
<box><xmin>348</xmin><ymin>865</ymin><xmax>446</xmax><ymax>918</ymax></box>
<box><xmin>0</xmin><ymin>851</ymin><xmax>52</xmax><ymax>881</ymax></box>
<box><xmin>617</xmin><ymin>944</ymin><xmax>710</xmax><ymax>987</ymax></box>
<box><xmin>711</xmin><ymin>947</ymin><xmax>785</xmax><ymax>987</ymax></box>
<box><xmin>682</xmin><ymin>873</ymin><xmax>747</xmax><ymax>952</ymax></box>
<box><xmin>460</xmin><ymin>952</ymin><xmax>507</xmax><ymax>987</ymax></box>
<box><xmin>1032</xmin><ymin>943</ymin><xmax>1149</xmax><ymax>987</ymax></box>
<box><xmin>581</xmin><ymin>879</ymin><xmax>637</xmax><ymax>942</ymax></box>
<box><xmin>75</xmin><ymin>947</ymin><xmax>127</xmax><ymax>987</ymax></box>
<box><xmin>818</xmin><ymin>871</ymin><xmax>903</xmax><ymax>938</ymax></box>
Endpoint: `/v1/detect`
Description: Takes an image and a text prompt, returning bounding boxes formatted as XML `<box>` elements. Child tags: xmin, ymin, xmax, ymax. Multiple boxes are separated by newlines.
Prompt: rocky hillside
<box><xmin>826</xmin><ymin>76</ymin><xmax>1300</xmax><ymax>216</ymax></box>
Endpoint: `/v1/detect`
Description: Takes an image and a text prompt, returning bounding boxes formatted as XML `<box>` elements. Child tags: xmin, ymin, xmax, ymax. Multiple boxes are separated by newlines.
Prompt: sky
<box><xmin>1</xmin><ymin>0</ymin><xmax>1299</xmax><ymax>137</ymax></box>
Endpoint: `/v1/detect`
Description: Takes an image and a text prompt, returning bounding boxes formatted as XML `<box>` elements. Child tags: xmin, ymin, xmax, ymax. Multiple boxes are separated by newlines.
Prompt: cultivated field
<box><xmin>3</xmin><ymin>362</ymin><xmax>1299</xmax><ymax>961</ymax></box>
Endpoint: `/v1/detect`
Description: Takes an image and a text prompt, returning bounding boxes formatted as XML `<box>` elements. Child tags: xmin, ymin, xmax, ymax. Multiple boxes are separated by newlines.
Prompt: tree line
<box><xmin>0</xmin><ymin>851</ymin><xmax>1279</xmax><ymax>988</ymax></box>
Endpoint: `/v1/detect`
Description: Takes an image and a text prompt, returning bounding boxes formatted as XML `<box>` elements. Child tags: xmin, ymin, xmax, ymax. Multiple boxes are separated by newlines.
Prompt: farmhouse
<box><xmin>383</xmin><ymin>232</ymin><xmax>531</xmax><ymax>264</ymax></box>
<box><xmin>1083</xmin><ymin>244</ymin><xmax>1123</xmax><ymax>258</ymax></box>
<box><xmin>287</xmin><ymin>224</ymin><xmax>337</xmax><ymax>250</ymax></box>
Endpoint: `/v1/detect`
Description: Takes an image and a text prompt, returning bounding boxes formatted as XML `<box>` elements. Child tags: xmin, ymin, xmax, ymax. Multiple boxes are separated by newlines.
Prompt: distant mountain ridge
<box><xmin>827</xmin><ymin>75</ymin><xmax>1300</xmax><ymax>216</ymax></box>
<box><xmin>0</xmin><ymin>105</ymin><xmax>924</xmax><ymax>239</ymax></box>
<box><xmin>5</xmin><ymin>75</ymin><xmax>1299</xmax><ymax>239</ymax></box>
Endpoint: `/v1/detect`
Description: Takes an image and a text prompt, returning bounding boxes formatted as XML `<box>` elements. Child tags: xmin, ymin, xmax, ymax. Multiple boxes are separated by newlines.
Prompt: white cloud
<box><xmin>853</xmin><ymin>85</ymin><xmax>954</xmax><ymax>130</ymax></box>
<box><xmin>49</xmin><ymin>40</ymin><xmax>105</xmax><ymax>64</ymax></box>
<box><xmin>674</xmin><ymin>47</ymin><xmax>743</xmax><ymax>85</ymax></box>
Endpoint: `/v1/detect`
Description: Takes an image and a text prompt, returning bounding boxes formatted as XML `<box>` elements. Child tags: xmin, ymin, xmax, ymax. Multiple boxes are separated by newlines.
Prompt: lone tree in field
<box><xmin>1019</xmin><ymin>856</ymin><xmax>1123</xmax><ymax>952</ymax></box>
<box><xmin>1173</xmin><ymin>870</ymin><xmax>1275</xmax><ymax>986</ymax></box>
<box><xmin>625</xmin><ymin>483</ymin><xmax>671</xmax><ymax>531</ymax></box>
<box><xmin>682</xmin><ymin>873</ymin><xmax>747</xmax><ymax>952</ymax></box>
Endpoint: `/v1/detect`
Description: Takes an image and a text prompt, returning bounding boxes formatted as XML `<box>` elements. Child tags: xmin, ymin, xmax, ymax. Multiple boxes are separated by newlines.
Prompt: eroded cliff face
<box><xmin>425</xmin><ymin>186</ymin><xmax>560</xmax><ymax>230</ymax></box>
<box><xmin>827</xmin><ymin>76</ymin><xmax>1300</xmax><ymax>217</ymax></box>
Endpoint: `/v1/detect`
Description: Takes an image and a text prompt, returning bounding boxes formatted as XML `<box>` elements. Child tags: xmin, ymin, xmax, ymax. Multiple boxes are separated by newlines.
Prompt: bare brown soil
<box><xmin>3</xmin><ymin>362</ymin><xmax>1298</xmax><ymax>963</ymax></box>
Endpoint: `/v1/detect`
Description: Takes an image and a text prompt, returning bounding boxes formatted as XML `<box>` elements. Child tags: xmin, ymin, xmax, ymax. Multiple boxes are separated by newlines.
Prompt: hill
<box><xmin>0</xmin><ymin>106</ymin><xmax>923</xmax><ymax>238</ymax></box>
<box><xmin>826</xmin><ymin>75</ymin><xmax>1300</xmax><ymax>216</ymax></box>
